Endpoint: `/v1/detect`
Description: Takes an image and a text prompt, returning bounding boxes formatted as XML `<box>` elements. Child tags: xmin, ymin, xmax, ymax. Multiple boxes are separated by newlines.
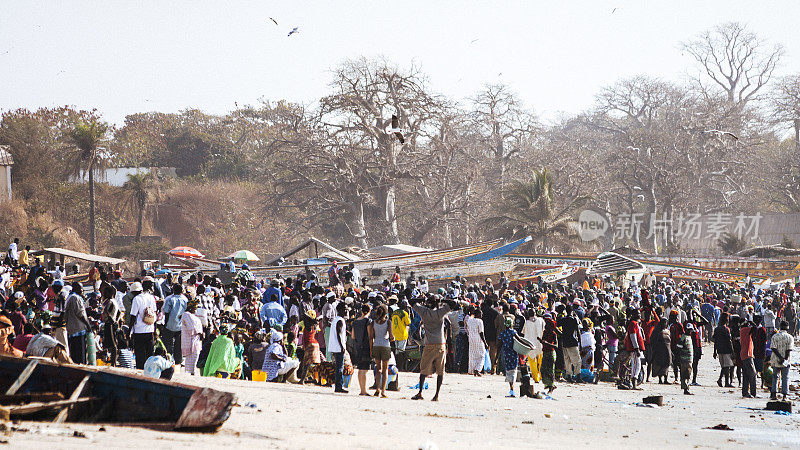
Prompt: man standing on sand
<box><xmin>410</xmin><ymin>295</ymin><xmax>462</xmax><ymax>401</ymax></box>
<box><xmin>329</xmin><ymin>302</ymin><xmax>349</xmax><ymax>393</ymax></box>
<box><xmin>770</xmin><ymin>320</ymin><xmax>793</xmax><ymax>401</ymax></box>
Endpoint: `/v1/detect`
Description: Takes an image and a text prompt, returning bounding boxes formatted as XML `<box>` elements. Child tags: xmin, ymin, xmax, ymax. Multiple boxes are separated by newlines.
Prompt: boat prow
<box><xmin>0</xmin><ymin>355</ymin><xmax>236</xmax><ymax>431</ymax></box>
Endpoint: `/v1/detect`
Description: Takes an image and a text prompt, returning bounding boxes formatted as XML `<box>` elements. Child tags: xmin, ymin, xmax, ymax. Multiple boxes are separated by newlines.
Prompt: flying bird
<box><xmin>704</xmin><ymin>129</ymin><xmax>738</xmax><ymax>140</ymax></box>
<box><xmin>386</xmin><ymin>115</ymin><xmax>405</xmax><ymax>144</ymax></box>
<box><xmin>269</xmin><ymin>17</ymin><xmax>278</xmax><ymax>25</ymax></box>
<box><xmin>288</xmin><ymin>27</ymin><xmax>299</xmax><ymax>37</ymax></box>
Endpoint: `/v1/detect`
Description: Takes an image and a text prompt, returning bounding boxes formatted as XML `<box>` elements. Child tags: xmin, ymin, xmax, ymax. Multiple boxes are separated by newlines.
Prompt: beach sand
<box><xmin>5</xmin><ymin>347</ymin><xmax>799</xmax><ymax>449</ymax></box>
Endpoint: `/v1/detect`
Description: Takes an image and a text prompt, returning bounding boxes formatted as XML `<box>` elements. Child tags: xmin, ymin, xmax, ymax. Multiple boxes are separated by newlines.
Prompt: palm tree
<box><xmin>68</xmin><ymin>120</ymin><xmax>109</xmax><ymax>254</ymax></box>
<box><xmin>122</xmin><ymin>172</ymin><xmax>153</xmax><ymax>242</ymax></box>
<box><xmin>480</xmin><ymin>169</ymin><xmax>590</xmax><ymax>252</ymax></box>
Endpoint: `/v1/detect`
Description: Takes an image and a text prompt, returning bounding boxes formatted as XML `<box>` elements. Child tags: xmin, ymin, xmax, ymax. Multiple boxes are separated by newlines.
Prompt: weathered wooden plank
<box><xmin>4</xmin><ymin>360</ymin><xmax>39</xmax><ymax>395</ymax></box>
<box><xmin>9</xmin><ymin>397</ymin><xmax>95</xmax><ymax>415</ymax></box>
<box><xmin>0</xmin><ymin>392</ymin><xmax>64</xmax><ymax>405</ymax></box>
<box><xmin>53</xmin><ymin>374</ymin><xmax>90</xmax><ymax>423</ymax></box>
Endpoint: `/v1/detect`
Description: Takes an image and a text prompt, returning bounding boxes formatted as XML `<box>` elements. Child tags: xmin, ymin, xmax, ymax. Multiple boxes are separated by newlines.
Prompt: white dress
<box><xmin>522</xmin><ymin>317</ymin><xmax>544</xmax><ymax>358</ymax></box>
<box><xmin>466</xmin><ymin>316</ymin><xmax>485</xmax><ymax>373</ymax></box>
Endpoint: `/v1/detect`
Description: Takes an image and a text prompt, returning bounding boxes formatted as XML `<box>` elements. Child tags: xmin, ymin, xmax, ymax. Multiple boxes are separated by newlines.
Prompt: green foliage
<box><xmin>480</xmin><ymin>169</ymin><xmax>590</xmax><ymax>251</ymax></box>
<box><xmin>718</xmin><ymin>232</ymin><xmax>747</xmax><ymax>255</ymax></box>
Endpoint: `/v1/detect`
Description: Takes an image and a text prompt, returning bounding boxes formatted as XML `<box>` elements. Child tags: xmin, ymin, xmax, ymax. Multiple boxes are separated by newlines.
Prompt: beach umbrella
<box><xmin>228</xmin><ymin>250</ymin><xmax>260</xmax><ymax>262</ymax></box>
<box><xmin>168</xmin><ymin>246</ymin><xmax>205</xmax><ymax>259</ymax></box>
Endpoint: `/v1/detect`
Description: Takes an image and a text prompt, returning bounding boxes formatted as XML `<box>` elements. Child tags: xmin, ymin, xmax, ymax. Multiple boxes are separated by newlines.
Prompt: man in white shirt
<box><xmin>523</xmin><ymin>311</ymin><xmax>545</xmax><ymax>383</ymax></box>
<box><xmin>7</xmin><ymin>238</ymin><xmax>18</xmax><ymax>265</ymax></box>
<box><xmin>329</xmin><ymin>302</ymin><xmax>349</xmax><ymax>393</ymax></box>
<box><xmin>350</xmin><ymin>264</ymin><xmax>361</xmax><ymax>287</ymax></box>
<box><xmin>129</xmin><ymin>278</ymin><xmax>158</xmax><ymax>370</ymax></box>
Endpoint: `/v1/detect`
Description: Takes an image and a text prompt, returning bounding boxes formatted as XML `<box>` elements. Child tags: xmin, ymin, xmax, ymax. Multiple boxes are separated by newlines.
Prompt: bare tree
<box><xmin>682</xmin><ymin>22</ymin><xmax>783</xmax><ymax>108</ymax></box>
<box><xmin>319</xmin><ymin>58</ymin><xmax>445</xmax><ymax>245</ymax></box>
<box><xmin>470</xmin><ymin>84</ymin><xmax>538</xmax><ymax>191</ymax></box>
<box><xmin>770</xmin><ymin>74</ymin><xmax>800</xmax><ymax>152</ymax></box>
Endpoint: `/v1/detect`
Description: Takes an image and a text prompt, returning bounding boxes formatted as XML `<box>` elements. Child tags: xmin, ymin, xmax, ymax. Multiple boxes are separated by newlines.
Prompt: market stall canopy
<box><xmin>168</xmin><ymin>246</ymin><xmax>205</xmax><ymax>259</ymax></box>
<box><xmin>263</xmin><ymin>237</ymin><xmax>359</xmax><ymax>265</ymax></box>
<box><xmin>32</xmin><ymin>248</ymin><xmax>126</xmax><ymax>266</ymax></box>
<box><xmin>226</xmin><ymin>250</ymin><xmax>260</xmax><ymax>262</ymax></box>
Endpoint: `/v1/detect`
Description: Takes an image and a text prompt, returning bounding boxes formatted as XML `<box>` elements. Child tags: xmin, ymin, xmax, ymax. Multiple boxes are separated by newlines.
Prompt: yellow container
<box><xmin>252</xmin><ymin>370</ymin><xmax>268</xmax><ymax>382</ymax></box>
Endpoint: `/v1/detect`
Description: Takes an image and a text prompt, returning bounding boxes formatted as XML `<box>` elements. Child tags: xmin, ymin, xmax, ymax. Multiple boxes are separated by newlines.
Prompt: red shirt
<box><xmin>303</xmin><ymin>325</ymin><xmax>318</xmax><ymax>346</ymax></box>
<box><xmin>739</xmin><ymin>326</ymin><xmax>754</xmax><ymax>360</ymax></box>
<box><xmin>625</xmin><ymin>320</ymin><xmax>645</xmax><ymax>352</ymax></box>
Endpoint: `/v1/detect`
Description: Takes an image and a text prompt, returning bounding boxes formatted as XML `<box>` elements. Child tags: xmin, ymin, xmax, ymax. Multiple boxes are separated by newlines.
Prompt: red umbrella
<box><xmin>168</xmin><ymin>246</ymin><xmax>205</xmax><ymax>259</ymax></box>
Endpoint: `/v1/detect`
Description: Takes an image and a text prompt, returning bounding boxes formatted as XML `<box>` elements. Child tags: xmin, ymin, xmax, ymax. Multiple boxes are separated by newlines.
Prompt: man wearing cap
<box><xmin>25</xmin><ymin>324</ymin><xmax>72</xmax><ymax>364</ymax></box>
<box><xmin>123</xmin><ymin>281</ymin><xmax>143</xmax><ymax>328</ymax></box>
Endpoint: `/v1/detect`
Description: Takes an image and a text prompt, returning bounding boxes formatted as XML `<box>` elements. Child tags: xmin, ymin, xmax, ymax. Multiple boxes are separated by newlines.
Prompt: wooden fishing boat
<box><xmin>507</xmin><ymin>253</ymin><xmax>769</xmax><ymax>284</ymax></box>
<box><xmin>0</xmin><ymin>355</ymin><xmax>236</xmax><ymax>431</ymax></box>
<box><xmin>408</xmin><ymin>258</ymin><xmax>519</xmax><ymax>283</ymax></box>
<box><xmin>169</xmin><ymin>237</ymin><xmax>506</xmax><ymax>277</ymax></box>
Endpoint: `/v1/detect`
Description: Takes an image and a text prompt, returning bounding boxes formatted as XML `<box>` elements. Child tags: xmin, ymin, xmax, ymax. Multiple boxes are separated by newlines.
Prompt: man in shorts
<box><xmin>410</xmin><ymin>294</ymin><xmax>464</xmax><ymax>401</ymax></box>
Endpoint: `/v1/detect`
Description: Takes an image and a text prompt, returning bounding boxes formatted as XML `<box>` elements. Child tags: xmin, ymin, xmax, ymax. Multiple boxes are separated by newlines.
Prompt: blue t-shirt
<box><xmin>162</xmin><ymin>294</ymin><xmax>188</xmax><ymax>332</ymax></box>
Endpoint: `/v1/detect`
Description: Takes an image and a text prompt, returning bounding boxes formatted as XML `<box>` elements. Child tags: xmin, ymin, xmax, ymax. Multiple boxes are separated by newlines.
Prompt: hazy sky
<box><xmin>1</xmin><ymin>1</ymin><xmax>798</xmax><ymax>126</ymax></box>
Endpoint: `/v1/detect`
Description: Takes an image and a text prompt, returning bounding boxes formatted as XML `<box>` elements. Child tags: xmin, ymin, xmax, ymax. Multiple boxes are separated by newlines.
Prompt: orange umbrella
<box><xmin>168</xmin><ymin>246</ymin><xmax>205</xmax><ymax>259</ymax></box>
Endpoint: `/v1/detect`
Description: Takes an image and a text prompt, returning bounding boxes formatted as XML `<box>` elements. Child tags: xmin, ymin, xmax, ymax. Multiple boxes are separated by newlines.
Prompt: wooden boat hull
<box><xmin>409</xmin><ymin>259</ymin><xmax>518</xmax><ymax>283</ymax></box>
<box><xmin>0</xmin><ymin>356</ymin><xmax>236</xmax><ymax>430</ymax></box>
<box><xmin>507</xmin><ymin>254</ymin><xmax>769</xmax><ymax>283</ymax></box>
<box><xmin>172</xmin><ymin>239</ymin><xmax>503</xmax><ymax>277</ymax></box>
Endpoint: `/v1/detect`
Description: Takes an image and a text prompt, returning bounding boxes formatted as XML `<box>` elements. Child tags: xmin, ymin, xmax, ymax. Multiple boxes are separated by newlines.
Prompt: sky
<box><xmin>1</xmin><ymin>1</ymin><xmax>798</xmax><ymax>126</ymax></box>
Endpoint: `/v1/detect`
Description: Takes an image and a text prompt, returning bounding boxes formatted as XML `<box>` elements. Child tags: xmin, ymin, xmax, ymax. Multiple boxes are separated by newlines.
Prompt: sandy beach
<box><xmin>4</xmin><ymin>345</ymin><xmax>798</xmax><ymax>449</ymax></box>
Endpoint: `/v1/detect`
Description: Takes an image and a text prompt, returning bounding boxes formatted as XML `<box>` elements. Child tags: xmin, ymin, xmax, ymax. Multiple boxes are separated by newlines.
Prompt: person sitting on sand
<box><xmin>144</xmin><ymin>346</ymin><xmax>175</xmax><ymax>380</ymax></box>
<box><xmin>262</xmin><ymin>330</ymin><xmax>299</xmax><ymax>382</ymax></box>
<box><xmin>202</xmin><ymin>324</ymin><xmax>241</xmax><ymax>378</ymax></box>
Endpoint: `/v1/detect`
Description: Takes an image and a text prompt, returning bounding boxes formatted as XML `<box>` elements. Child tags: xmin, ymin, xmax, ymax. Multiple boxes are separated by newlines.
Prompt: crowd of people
<box><xmin>0</xmin><ymin>238</ymin><xmax>797</xmax><ymax>403</ymax></box>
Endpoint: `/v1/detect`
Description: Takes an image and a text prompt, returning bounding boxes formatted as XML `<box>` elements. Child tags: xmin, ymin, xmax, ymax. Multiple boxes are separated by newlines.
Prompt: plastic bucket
<box><xmin>252</xmin><ymin>370</ymin><xmax>268</xmax><ymax>382</ymax></box>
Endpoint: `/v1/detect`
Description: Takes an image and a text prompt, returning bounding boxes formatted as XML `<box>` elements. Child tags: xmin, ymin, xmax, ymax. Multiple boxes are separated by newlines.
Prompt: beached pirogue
<box><xmin>0</xmin><ymin>355</ymin><xmax>236</xmax><ymax>430</ymax></box>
